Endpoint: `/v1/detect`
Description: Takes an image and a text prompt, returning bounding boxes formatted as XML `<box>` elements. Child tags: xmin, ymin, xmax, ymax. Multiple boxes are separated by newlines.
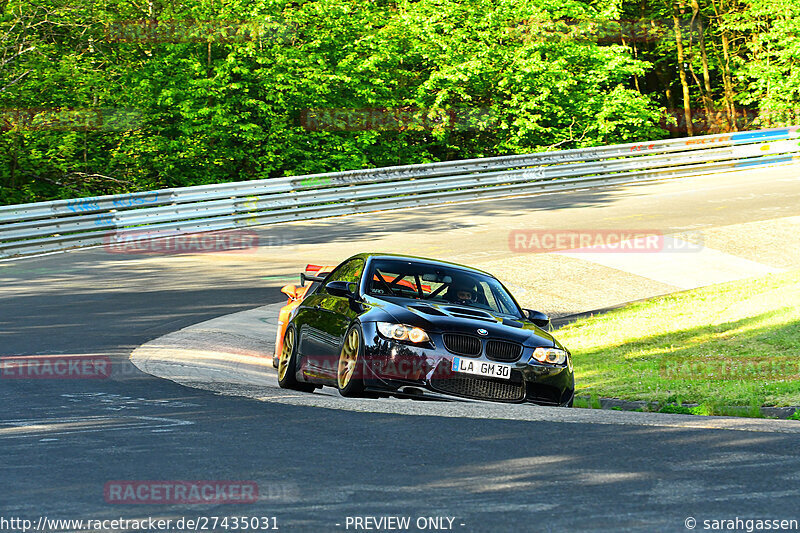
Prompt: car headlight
<box><xmin>376</xmin><ymin>322</ymin><xmax>431</xmax><ymax>344</ymax></box>
<box><xmin>530</xmin><ymin>347</ymin><xmax>567</xmax><ymax>365</ymax></box>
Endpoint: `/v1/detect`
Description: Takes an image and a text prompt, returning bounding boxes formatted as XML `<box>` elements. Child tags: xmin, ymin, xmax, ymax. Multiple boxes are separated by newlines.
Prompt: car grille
<box><xmin>485</xmin><ymin>340</ymin><xmax>523</xmax><ymax>362</ymax></box>
<box><xmin>430</xmin><ymin>373</ymin><xmax>525</xmax><ymax>402</ymax></box>
<box><xmin>442</xmin><ymin>333</ymin><xmax>482</xmax><ymax>357</ymax></box>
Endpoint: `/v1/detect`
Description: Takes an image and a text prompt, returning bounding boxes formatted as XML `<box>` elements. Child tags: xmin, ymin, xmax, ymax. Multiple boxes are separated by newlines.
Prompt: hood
<box><xmin>368</xmin><ymin>297</ymin><xmax>557</xmax><ymax>347</ymax></box>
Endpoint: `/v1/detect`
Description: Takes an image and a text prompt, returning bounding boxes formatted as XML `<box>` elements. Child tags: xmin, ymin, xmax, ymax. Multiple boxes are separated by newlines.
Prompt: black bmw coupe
<box><xmin>277</xmin><ymin>253</ymin><xmax>574</xmax><ymax>406</ymax></box>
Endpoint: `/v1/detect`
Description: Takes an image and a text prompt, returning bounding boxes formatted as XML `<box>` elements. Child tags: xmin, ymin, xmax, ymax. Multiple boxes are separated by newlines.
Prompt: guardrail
<box><xmin>1</xmin><ymin>127</ymin><xmax>799</xmax><ymax>258</ymax></box>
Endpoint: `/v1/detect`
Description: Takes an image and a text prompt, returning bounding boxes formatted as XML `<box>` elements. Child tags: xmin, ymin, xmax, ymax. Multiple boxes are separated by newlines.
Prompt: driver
<box><xmin>447</xmin><ymin>277</ymin><xmax>478</xmax><ymax>306</ymax></box>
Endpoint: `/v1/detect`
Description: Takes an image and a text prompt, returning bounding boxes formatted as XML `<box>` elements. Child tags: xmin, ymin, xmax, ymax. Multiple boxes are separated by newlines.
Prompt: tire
<box><xmin>337</xmin><ymin>324</ymin><xmax>365</xmax><ymax>397</ymax></box>
<box><xmin>277</xmin><ymin>326</ymin><xmax>316</xmax><ymax>393</ymax></box>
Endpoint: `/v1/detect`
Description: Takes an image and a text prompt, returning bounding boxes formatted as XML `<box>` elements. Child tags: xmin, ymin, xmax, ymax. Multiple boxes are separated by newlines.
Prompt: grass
<box><xmin>555</xmin><ymin>269</ymin><xmax>800</xmax><ymax>414</ymax></box>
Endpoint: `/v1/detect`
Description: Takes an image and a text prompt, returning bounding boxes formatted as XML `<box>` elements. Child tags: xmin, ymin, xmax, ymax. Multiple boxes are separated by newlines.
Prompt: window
<box><xmin>366</xmin><ymin>259</ymin><xmax>522</xmax><ymax>318</ymax></box>
<box><xmin>326</xmin><ymin>259</ymin><xmax>365</xmax><ymax>286</ymax></box>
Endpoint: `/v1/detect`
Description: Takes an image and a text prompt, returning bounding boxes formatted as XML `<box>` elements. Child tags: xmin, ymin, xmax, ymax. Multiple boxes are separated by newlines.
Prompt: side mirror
<box><xmin>325</xmin><ymin>280</ymin><xmax>358</xmax><ymax>298</ymax></box>
<box><xmin>281</xmin><ymin>284</ymin><xmax>299</xmax><ymax>299</ymax></box>
<box><xmin>524</xmin><ymin>309</ymin><xmax>550</xmax><ymax>329</ymax></box>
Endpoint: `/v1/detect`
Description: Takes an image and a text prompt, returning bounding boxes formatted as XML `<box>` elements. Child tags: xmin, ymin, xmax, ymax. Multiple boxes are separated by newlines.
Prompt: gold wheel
<box><xmin>337</xmin><ymin>327</ymin><xmax>360</xmax><ymax>389</ymax></box>
<box><xmin>278</xmin><ymin>328</ymin><xmax>295</xmax><ymax>382</ymax></box>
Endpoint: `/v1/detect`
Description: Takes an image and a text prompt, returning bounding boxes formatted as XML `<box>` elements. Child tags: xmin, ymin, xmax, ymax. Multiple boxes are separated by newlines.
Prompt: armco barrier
<box><xmin>1</xmin><ymin>127</ymin><xmax>798</xmax><ymax>258</ymax></box>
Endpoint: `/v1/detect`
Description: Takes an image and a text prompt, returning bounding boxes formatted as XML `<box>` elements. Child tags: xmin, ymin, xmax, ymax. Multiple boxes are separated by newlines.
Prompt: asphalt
<box><xmin>2</xmin><ymin>165</ymin><xmax>800</xmax><ymax>532</ymax></box>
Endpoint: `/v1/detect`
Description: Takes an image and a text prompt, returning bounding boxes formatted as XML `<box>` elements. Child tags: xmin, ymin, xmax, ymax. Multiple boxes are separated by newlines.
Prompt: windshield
<box><xmin>366</xmin><ymin>259</ymin><xmax>522</xmax><ymax>318</ymax></box>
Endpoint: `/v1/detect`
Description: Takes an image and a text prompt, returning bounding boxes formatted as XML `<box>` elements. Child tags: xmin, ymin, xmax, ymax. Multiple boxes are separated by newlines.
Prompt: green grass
<box><xmin>556</xmin><ymin>269</ymin><xmax>800</xmax><ymax>414</ymax></box>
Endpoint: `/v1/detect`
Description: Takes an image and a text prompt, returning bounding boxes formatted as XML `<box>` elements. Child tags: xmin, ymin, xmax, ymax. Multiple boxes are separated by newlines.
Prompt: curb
<box><xmin>575</xmin><ymin>396</ymin><xmax>799</xmax><ymax>420</ymax></box>
<box><xmin>130</xmin><ymin>302</ymin><xmax>284</xmax><ymax>386</ymax></box>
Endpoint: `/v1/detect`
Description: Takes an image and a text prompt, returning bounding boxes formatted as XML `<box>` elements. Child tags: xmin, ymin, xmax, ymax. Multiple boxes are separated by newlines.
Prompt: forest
<box><xmin>1</xmin><ymin>0</ymin><xmax>798</xmax><ymax>204</ymax></box>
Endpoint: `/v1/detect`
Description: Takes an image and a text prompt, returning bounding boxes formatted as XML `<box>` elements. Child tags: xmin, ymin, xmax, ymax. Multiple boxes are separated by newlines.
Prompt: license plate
<box><xmin>451</xmin><ymin>357</ymin><xmax>512</xmax><ymax>380</ymax></box>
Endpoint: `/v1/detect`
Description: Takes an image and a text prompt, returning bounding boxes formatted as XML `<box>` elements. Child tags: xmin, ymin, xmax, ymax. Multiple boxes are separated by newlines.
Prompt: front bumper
<box><xmin>359</xmin><ymin>322</ymin><xmax>574</xmax><ymax>406</ymax></box>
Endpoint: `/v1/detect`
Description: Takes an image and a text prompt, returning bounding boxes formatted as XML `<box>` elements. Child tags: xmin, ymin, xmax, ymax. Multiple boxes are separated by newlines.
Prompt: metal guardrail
<box><xmin>1</xmin><ymin>127</ymin><xmax>799</xmax><ymax>258</ymax></box>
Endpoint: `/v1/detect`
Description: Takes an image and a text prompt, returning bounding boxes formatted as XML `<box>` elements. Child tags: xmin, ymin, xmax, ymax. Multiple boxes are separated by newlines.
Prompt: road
<box><xmin>2</xmin><ymin>166</ymin><xmax>800</xmax><ymax>532</ymax></box>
